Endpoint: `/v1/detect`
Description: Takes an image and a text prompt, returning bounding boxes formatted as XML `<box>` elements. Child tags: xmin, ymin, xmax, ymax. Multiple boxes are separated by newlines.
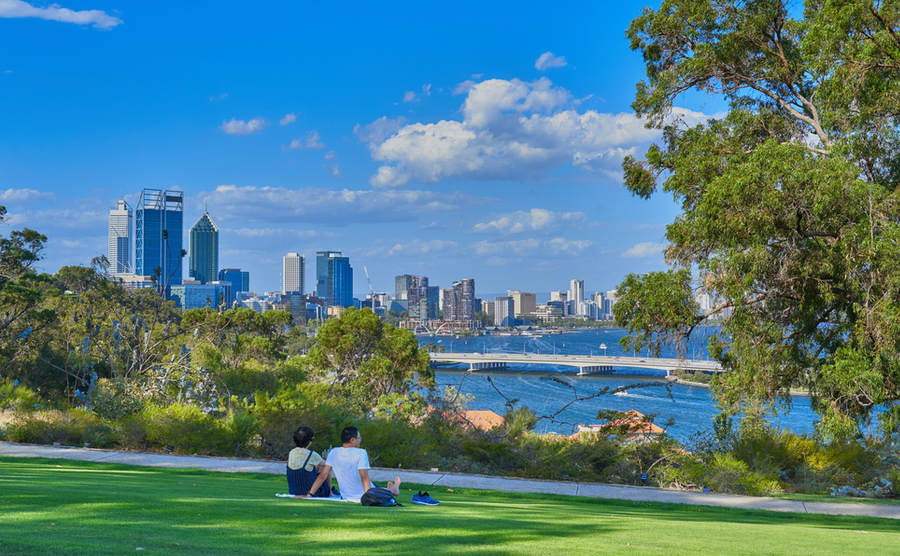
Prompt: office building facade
<box><xmin>108</xmin><ymin>197</ymin><xmax>132</xmax><ymax>277</ymax></box>
<box><xmin>136</xmin><ymin>189</ymin><xmax>184</xmax><ymax>294</ymax></box>
<box><xmin>189</xmin><ymin>211</ymin><xmax>219</xmax><ymax>284</ymax></box>
<box><xmin>316</xmin><ymin>251</ymin><xmax>353</xmax><ymax>308</ymax></box>
<box><xmin>283</xmin><ymin>253</ymin><xmax>305</xmax><ymax>294</ymax></box>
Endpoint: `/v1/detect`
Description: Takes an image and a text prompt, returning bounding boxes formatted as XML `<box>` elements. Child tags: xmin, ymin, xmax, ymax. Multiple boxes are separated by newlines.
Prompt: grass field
<box><xmin>1</xmin><ymin>457</ymin><xmax>898</xmax><ymax>556</ymax></box>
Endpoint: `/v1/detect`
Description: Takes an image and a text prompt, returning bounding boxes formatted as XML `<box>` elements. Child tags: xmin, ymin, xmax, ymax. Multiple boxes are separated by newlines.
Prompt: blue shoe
<box><xmin>412</xmin><ymin>491</ymin><xmax>440</xmax><ymax>506</ymax></box>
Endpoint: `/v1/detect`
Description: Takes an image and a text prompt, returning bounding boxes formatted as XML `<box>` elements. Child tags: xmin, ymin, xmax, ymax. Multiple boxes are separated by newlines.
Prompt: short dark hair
<box><xmin>293</xmin><ymin>426</ymin><xmax>315</xmax><ymax>448</ymax></box>
<box><xmin>341</xmin><ymin>426</ymin><xmax>360</xmax><ymax>444</ymax></box>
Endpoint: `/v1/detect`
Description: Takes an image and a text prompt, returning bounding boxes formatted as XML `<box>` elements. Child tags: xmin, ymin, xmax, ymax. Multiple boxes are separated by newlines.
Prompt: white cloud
<box><xmin>324</xmin><ymin>151</ymin><xmax>336</xmax><ymax>160</ymax></box>
<box><xmin>288</xmin><ymin>130</ymin><xmax>325</xmax><ymax>149</ymax></box>
<box><xmin>0</xmin><ymin>0</ymin><xmax>122</xmax><ymax>29</ymax></box>
<box><xmin>403</xmin><ymin>91</ymin><xmax>417</xmax><ymax>103</ymax></box>
<box><xmin>421</xmin><ymin>84</ymin><xmax>432</xmax><ymax>97</ymax></box>
<box><xmin>0</xmin><ymin>188</ymin><xmax>56</xmax><ymax>205</ymax></box>
<box><xmin>622</xmin><ymin>242</ymin><xmax>667</xmax><ymax>258</ymax></box>
<box><xmin>280</xmin><ymin>113</ymin><xmax>296</xmax><ymax>125</ymax></box>
<box><xmin>205</xmin><ymin>185</ymin><xmax>497</xmax><ymax>225</ymax></box>
<box><xmin>388</xmin><ymin>239</ymin><xmax>458</xmax><ymax>256</ymax></box>
<box><xmin>330</xmin><ymin>164</ymin><xmax>343</xmax><ymax>178</ymax></box>
<box><xmin>416</xmin><ymin>221</ymin><xmax>447</xmax><ymax>232</ymax></box>
<box><xmin>473</xmin><ymin>237</ymin><xmax>592</xmax><ymax>257</ymax></box>
<box><xmin>227</xmin><ymin>228</ymin><xmax>321</xmax><ymax>239</ymax></box>
<box><xmin>209</xmin><ymin>93</ymin><xmax>228</xmax><ymax>102</ymax></box>
<box><xmin>362</xmin><ymin>77</ymin><xmax>674</xmax><ymax>189</ymax></box>
<box><xmin>534</xmin><ymin>51</ymin><xmax>567</xmax><ymax>71</ymax></box>
<box><xmin>473</xmin><ymin>209</ymin><xmax>589</xmax><ymax>235</ymax></box>
<box><xmin>220</xmin><ymin>117</ymin><xmax>266</xmax><ymax>135</ymax></box>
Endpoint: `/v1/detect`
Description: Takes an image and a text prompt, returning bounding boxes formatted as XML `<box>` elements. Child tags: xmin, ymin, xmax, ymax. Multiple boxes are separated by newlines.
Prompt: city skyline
<box><xmin>0</xmin><ymin>1</ymin><xmax>724</xmax><ymax>295</ymax></box>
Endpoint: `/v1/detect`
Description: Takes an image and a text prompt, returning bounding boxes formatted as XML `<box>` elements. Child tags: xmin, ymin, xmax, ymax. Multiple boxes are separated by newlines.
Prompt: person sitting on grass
<box><xmin>302</xmin><ymin>426</ymin><xmax>401</xmax><ymax>503</ymax></box>
<box><xmin>286</xmin><ymin>426</ymin><xmax>335</xmax><ymax>498</ymax></box>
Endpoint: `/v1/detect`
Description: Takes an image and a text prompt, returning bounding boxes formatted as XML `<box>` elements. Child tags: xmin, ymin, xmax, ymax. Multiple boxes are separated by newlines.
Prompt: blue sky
<box><xmin>0</xmin><ymin>1</ymin><xmax>721</xmax><ymax>298</ymax></box>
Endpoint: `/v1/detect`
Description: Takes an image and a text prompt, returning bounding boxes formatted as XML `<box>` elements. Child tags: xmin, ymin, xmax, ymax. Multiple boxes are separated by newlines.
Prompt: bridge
<box><xmin>428</xmin><ymin>352</ymin><xmax>723</xmax><ymax>376</ymax></box>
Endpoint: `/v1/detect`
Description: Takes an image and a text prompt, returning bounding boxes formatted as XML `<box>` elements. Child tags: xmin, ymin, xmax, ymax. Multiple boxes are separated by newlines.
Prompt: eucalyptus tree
<box><xmin>617</xmin><ymin>0</ymin><xmax>900</xmax><ymax>437</ymax></box>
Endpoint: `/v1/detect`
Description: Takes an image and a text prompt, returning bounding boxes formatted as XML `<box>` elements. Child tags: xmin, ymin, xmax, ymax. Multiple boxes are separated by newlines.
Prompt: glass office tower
<box><xmin>135</xmin><ymin>189</ymin><xmax>184</xmax><ymax>294</ymax></box>
<box><xmin>189</xmin><ymin>211</ymin><xmax>219</xmax><ymax>284</ymax></box>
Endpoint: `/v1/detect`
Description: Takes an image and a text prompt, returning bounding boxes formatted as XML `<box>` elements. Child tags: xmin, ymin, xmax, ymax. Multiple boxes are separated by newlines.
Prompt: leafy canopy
<box><xmin>618</xmin><ymin>0</ymin><xmax>900</xmax><ymax>438</ymax></box>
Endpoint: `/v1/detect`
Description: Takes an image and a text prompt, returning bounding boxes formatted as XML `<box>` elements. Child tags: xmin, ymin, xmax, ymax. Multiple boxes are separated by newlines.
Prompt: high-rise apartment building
<box><xmin>395</xmin><ymin>274</ymin><xmax>438</xmax><ymax>320</ymax></box>
<box><xmin>188</xmin><ymin>210</ymin><xmax>219</xmax><ymax>284</ymax></box>
<box><xmin>135</xmin><ymin>189</ymin><xmax>184</xmax><ymax>294</ymax></box>
<box><xmin>316</xmin><ymin>251</ymin><xmax>353</xmax><ymax>308</ymax></box>
<box><xmin>108</xmin><ymin>197</ymin><xmax>132</xmax><ymax>277</ymax></box>
<box><xmin>494</xmin><ymin>296</ymin><xmax>515</xmax><ymax>327</ymax></box>
<box><xmin>441</xmin><ymin>278</ymin><xmax>475</xmax><ymax>322</ymax></box>
<box><xmin>283</xmin><ymin>253</ymin><xmax>305</xmax><ymax>294</ymax></box>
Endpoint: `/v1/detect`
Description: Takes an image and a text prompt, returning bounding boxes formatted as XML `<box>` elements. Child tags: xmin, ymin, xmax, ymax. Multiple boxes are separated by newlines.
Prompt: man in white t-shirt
<box><xmin>303</xmin><ymin>426</ymin><xmax>401</xmax><ymax>502</ymax></box>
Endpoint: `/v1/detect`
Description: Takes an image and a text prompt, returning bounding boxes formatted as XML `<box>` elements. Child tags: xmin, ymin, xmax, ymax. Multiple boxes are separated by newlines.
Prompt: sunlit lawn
<box><xmin>1</xmin><ymin>456</ymin><xmax>897</xmax><ymax>555</ymax></box>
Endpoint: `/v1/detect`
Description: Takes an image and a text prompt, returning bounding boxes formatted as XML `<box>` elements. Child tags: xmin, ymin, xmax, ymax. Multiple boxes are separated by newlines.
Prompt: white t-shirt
<box><xmin>325</xmin><ymin>447</ymin><xmax>370</xmax><ymax>502</ymax></box>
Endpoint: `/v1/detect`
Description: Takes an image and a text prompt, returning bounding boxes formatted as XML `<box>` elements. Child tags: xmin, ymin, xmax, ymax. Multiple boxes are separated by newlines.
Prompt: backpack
<box><xmin>360</xmin><ymin>487</ymin><xmax>402</xmax><ymax>507</ymax></box>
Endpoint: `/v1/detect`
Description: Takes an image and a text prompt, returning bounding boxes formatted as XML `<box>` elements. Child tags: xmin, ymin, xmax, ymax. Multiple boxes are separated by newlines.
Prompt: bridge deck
<box><xmin>428</xmin><ymin>352</ymin><xmax>722</xmax><ymax>374</ymax></box>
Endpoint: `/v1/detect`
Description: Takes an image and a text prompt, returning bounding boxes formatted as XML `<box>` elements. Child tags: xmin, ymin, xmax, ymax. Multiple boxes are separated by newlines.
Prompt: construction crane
<box><xmin>363</xmin><ymin>266</ymin><xmax>376</xmax><ymax>311</ymax></box>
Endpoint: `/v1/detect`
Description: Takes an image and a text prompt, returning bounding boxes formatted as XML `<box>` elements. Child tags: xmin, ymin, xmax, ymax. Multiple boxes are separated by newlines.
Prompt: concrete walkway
<box><xmin>2</xmin><ymin>441</ymin><xmax>898</xmax><ymax>520</ymax></box>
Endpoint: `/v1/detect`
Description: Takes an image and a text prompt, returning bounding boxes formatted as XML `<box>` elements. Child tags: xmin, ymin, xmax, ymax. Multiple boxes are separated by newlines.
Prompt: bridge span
<box><xmin>428</xmin><ymin>352</ymin><xmax>723</xmax><ymax>376</ymax></box>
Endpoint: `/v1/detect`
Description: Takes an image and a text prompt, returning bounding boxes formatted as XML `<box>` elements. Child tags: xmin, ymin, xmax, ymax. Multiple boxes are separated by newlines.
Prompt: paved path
<box><xmin>2</xmin><ymin>441</ymin><xmax>898</xmax><ymax>520</ymax></box>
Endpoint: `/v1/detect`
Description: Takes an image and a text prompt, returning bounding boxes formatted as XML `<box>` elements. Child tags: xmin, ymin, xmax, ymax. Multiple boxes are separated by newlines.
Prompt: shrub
<box><xmin>2</xmin><ymin>408</ymin><xmax>113</xmax><ymax>447</ymax></box>
<box><xmin>88</xmin><ymin>378</ymin><xmax>142</xmax><ymax>420</ymax></box>
<box><xmin>224</xmin><ymin>409</ymin><xmax>259</xmax><ymax>457</ymax></box>
<box><xmin>0</xmin><ymin>379</ymin><xmax>41</xmax><ymax>411</ymax></box>
<box><xmin>141</xmin><ymin>403</ymin><xmax>227</xmax><ymax>454</ymax></box>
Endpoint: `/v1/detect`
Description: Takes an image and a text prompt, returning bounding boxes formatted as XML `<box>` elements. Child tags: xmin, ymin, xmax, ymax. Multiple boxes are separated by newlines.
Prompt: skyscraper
<box><xmin>441</xmin><ymin>279</ymin><xmax>475</xmax><ymax>322</ymax></box>
<box><xmin>108</xmin><ymin>197</ymin><xmax>132</xmax><ymax>277</ymax></box>
<box><xmin>283</xmin><ymin>253</ymin><xmax>305</xmax><ymax>294</ymax></box>
<box><xmin>218</xmin><ymin>268</ymin><xmax>249</xmax><ymax>306</ymax></box>
<box><xmin>396</xmin><ymin>274</ymin><xmax>438</xmax><ymax>319</ymax></box>
<box><xmin>189</xmin><ymin>210</ymin><xmax>219</xmax><ymax>284</ymax></box>
<box><xmin>135</xmin><ymin>189</ymin><xmax>184</xmax><ymax>294</ymax></box>
<box><xmin>316</xmin><ymin>251</ymin><xmax>353</xmax><ymax>308</ymax></box>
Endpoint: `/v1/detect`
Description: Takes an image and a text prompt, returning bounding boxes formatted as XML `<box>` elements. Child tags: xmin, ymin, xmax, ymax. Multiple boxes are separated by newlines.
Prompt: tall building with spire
<box><xmin>189</xmin><ymin>208</ymin><xmax>219</xmax><ymax>284</ymax></box>
<box><xmin>135</xmin><ymin>189</ymin><xmax>184</xmax><ymax>294</ymax></box>
<box><xmin>108</xmin><ymin>197</ymin><xmax>132</xmax><ymax>277</ymax></box>
<box><xmin>283</xmin><ymin>253</ymin><xmax>305</xmax><ymax>294</ymax></box>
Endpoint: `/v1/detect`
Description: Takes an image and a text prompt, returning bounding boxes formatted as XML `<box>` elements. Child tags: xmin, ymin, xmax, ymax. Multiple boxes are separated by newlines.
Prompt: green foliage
<box><xmin>664</xmin><ymin>453</ymin><xmax>783</xmax><ymax>497</ymax></box>
<box><xmin>0</xmin><ymin>378</ymin><xmax>41</xmax><ymax>410</ymax></box>
<box><xmin>619</xmin><ymin>0</ymin><xmax>900</xmax><ymax>438</ymax></box>
<box><xmin>87</xmin><ymin>378</ymin><xmax>142</xmax><ymax>420</ymax></box>
<box><xmin>502</xmin><ymin>405</ymin><xmax>537</xmax><ymax>440</ymax></box>
<box><xmin>307</xmin><ymin>307</ymin><xmax>433</xmax><ymax>409</ymax></box>
<box><xmin>141</xmin><ymin>403</ymin><xmax>227</xmax><ymax>454</ymax></box>
<box><xmin>224</xmin><ymin>408</ymin><xmax>259</xmax><ymax>457</ymax></box>
<box><xmin>3</xmin><ymin>408</ymin><xmax>114</xmax><ymax>447</ymax></box>
<box><xmin>250</xmin><ymin>385</ymin><xmax>353</xmax><ymax>459</ymax></box>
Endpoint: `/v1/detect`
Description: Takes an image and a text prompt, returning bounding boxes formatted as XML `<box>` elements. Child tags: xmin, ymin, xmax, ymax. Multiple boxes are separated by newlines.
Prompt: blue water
<box><xmin>419</xmin><ymin>328</ymin><xmax>820</xmax><ymax>442</ymax></box>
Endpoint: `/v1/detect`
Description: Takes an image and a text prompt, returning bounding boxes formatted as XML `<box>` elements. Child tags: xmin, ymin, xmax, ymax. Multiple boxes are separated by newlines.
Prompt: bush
<box><xmin>88</xmin><ymin>378</ymin><xmax>142</xmax><ymax>420</ymax></box>
<box><xmin>251</xmin><ymin>385</ymin><xmax>353</xmax><ymax>459</ymax></box>
<box><xmin>661</xmin><ymin>453</ymin><xmax>783</xmax><ymax>496</ymax></box>
<box><xmin>2</xmin><ymin>408</ymin><xmax>114</xmax><ymax>447</ymax></box>
<box><xmin>141</xmin><ymin>403</ymin><xmax>227</xmax><ymax>454</ymax></box>
<box><xmin>0</xmin><ymin>379</ymin><xmax>41</xmax><ymax>411</ymax></box>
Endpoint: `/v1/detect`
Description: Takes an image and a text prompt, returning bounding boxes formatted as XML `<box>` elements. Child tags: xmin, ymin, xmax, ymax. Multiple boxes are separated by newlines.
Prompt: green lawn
<box><xmin>1</xmin><ymin>457</ymin><xmax>897</xmax><ymax>556</ymax></box>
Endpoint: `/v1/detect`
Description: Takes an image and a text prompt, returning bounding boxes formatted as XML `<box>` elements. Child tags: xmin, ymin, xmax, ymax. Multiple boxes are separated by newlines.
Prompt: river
<box><xmin>418</xmin><ymin>327</ymin><xmax>821</xmax><ymax>442</ymax></box>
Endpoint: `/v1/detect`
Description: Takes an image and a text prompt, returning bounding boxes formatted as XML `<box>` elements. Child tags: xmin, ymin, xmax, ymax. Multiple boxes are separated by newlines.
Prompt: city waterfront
<box><xmin>420</xmin><ymin>327</ymin><xmax>823</xmax><ymax>442</ymax></box>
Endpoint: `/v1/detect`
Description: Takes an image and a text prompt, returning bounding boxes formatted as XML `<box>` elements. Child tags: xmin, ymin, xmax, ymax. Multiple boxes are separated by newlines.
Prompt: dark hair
<box><xmin>293</xmin><ymin>426</ymin><xmax>315</xmax><ymax>448</ymax></box>
<box><xmin>341</xmin><ymin>426</ymin><xmax>360</xmax><ymax>444</ymax></box>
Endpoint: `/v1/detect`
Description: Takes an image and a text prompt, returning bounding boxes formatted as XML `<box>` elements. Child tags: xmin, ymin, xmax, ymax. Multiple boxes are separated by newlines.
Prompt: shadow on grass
<box><xmin>2</xmin><ymin>457</ymin><xmax>899</xmax><ymax>556</ymax></box>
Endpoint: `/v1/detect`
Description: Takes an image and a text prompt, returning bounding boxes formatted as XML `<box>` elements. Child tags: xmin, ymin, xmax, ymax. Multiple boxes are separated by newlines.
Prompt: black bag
<box><xmin>360</xmin><ymin>487</ymin><xmax>402</xmax><ymax>507</ymax></box>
